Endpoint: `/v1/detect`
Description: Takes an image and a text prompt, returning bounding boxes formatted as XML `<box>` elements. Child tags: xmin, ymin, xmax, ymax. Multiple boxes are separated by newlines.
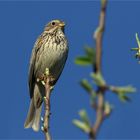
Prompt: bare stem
<box><xmin>92</xmin><ymin>91</ymin><xmax>104</xmax><ymax>137</ymax></box>
<box><xmin>94</xmin><ymin>0</ymin><xmax>107</xmax><ymax>72</ymax></box>
<box><xmin>43</xmin><ymin>77</ymin><xmax>52</xmax><ymax>140</ymax></box>
<box><xmin>90</xmin><ymin>0</ymin><xmax>107</xmax><ymax>139</ymax></box>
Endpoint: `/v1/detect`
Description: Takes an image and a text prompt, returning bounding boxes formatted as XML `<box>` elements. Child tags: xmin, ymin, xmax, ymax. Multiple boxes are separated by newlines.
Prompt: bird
<box><xmin>24</xmin><ymin>19</ymin><xmax>68</xmax><ymax>132</ymax></box>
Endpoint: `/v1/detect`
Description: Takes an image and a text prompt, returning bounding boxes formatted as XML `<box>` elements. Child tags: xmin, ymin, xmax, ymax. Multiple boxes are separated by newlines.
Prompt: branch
<box><xmin>94</xmin><ymin>0</ymin><xmax>107</xmax><ymax>72</ymax></box>
<box><xmin>43</xmin><ymin>78</ymin><xmax>51</xmax><ymax>140</ymax></box>
<box><xmin>74</xmin><ymin>0</ymin><xmax>136</xmax><ymax>139</ymax></box>
<box><xmin>90</xmin><ymin>0</ymin><xmax>107</xmax><ymax>139</ymax></box>
<box><xmin>41</xmin><ymin>68</ymin><xmax>52</xmax><ymax>140</ymax></box>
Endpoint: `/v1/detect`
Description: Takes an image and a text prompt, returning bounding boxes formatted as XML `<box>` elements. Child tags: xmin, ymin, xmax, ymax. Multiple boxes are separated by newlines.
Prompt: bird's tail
<box><xmin>24</xmin><ymin>98</ymin><xmax>42</xmax><ymax>132</ymax></box>
<box><xmin>24</xmin><ymin>98</ymin><xmax>35</xmax><ymax>129</ymax></box>
<box><xmin>32</xmin><ymin>104</ymin><xmax>42</xmax><ymax>131</ymax></box>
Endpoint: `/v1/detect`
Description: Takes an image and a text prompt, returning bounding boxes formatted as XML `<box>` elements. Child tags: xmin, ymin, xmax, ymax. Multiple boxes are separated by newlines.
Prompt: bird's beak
<box><xmin>59</xmin><ymin>22</ymin><xmax>65</xmax><ymax>27</ymax></box>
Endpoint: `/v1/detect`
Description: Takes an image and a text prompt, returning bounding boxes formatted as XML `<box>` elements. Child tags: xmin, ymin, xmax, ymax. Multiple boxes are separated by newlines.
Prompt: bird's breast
<box><xmin>35</xmin><ymin>36</ymin><xmax>68</xmax><ymax>80</ymax></box>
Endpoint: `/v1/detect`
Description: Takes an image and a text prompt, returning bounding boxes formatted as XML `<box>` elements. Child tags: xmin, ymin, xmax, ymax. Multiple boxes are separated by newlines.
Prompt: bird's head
<box><xmin>44</xmin><ymin>19</ymin><xmax>65</xmax><ymax>34</ymax></box>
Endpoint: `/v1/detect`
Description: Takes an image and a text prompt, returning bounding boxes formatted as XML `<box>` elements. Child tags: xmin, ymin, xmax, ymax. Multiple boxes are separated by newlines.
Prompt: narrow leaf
<box><xmin>131</xmin><ymin>48</ymin><xmax>139</xmax><ymax>51</ymax></box>
<box><xmin>79</xmin><ymin>110</ymin><xmax>90</xmax><ymax>126</ymax></box>
<box><xmin>91</xmin><ymin>72</ymin><xmax>106</xmax><ymax>86</ymax></box>
<box><xmin>109</xmin><ymin>85</ymin><xmax>135</xmax><ymax>103</ymax></box>
<box><xmin>80</xmin><ymin>79</ymin><xmax>93</xmax><ymax>93</ymax></box>
<box><xmin>109</xmin><ymin>85</ymin><xmax>136</xmax><ymax>94</ymax></box>
<box><xmin>104</xmin><ymin>102</ymin><xmax>113</xmax><ymax>117</ymax></box>
<box><xmin>118</xmin><ymin>86</ymin><xmax>136</xmax><ymax>93</ymax></box>
<box><xmin>119</xmin><ymin>94</ymin><xmax>131</xmax><ymax>103</ymax></box>
<box><xmin>90</xmin><ymin>92</ymin><xmax>97</xmax><ymax>106</ymax></box>
<box><xmin>85</xmin><ymin>46</ymin><xmax>95</xmax><ymax>57</ymax></box>
<box><xmin>101</xmin><ymin>0</ymin><xmax>107</xmax><ymax>7</ymax></box>
<box><xmin>136</xmin><ymin>33</ymin><xmax>140</xmax><ymax>48</ymax></box>
<box><xmin>85</xmin><ymin>46</ymin><xmax>96</xmax><ymax>65</ymax></box>
<box><xmin>73</xmin><ymin>119</ymin><xmax>90</xmax><ymax>133</ymax></box>
<box><xmin>75</xmin><ymin>56</ymin><xmax>92</xmax><ymax>65</ymax></box>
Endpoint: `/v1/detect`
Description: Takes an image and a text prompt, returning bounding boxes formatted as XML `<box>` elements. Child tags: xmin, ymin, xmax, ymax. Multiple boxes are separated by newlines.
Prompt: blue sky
<box><xmin>0</xmin><ymin>1</ymin><xmax>140</xmax><ymax>139</ymax></box>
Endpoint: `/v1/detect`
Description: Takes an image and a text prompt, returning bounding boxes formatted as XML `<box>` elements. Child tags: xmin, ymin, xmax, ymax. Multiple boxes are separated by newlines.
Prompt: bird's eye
<box><xmin>51</xmin><ymin>22</ymin><xmax>55</xmax><ymax>26</ymax></box>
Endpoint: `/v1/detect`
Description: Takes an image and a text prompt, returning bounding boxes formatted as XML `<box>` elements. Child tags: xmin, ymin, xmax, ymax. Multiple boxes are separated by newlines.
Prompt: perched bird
<box><xmin>24</xmin><ymin>19</ymin><xmax>68</xmax><ymax>131</ymax></box>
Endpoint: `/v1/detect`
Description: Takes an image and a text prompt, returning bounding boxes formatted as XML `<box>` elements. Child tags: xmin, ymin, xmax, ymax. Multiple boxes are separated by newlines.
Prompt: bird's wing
<box><xmin>28</xmin><ymin>35</ymin><xmax>43</xmax><ymax>98</ymax></box>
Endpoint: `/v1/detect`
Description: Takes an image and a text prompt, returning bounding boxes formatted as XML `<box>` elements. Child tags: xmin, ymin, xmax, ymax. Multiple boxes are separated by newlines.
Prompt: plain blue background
<box><xmin>0</xmin><ymin>1</ymin><xmax>140</xmax><ymax>139</ymax></box>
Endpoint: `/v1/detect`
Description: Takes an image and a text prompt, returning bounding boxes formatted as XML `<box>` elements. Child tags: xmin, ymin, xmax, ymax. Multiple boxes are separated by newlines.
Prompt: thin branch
<box><xmin>90</xmin><ymin>0</ymin><xmax>107</xmax><ymax>139</ymax></box>
<box><xmin>94</xmin><ymin>0</ymin><xmax>107</xmax><ymax>73</ymax></box>
<box><xmin>41</xmin><ymin>75</ymin><xmax>52</xmax><ymax>140</ymax></box>
<box><xmin>92</xmin><ymin>91</ymin><xmax>105</xmax><ymax>135</ymax></box>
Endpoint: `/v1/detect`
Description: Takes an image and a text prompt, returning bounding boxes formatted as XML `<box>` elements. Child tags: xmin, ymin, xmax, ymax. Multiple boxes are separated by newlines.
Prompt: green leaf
<box><xmin>90</xmin><ymin>90</ymin><xmax>97</xmax><ymax>102</ymax></box>
<box><xmin>73</xmin><ymin>119</ymin><xmax>90</xmax><ymax>133</ymax></box>
<box><xmin>131</xmin><ymin>48</ymin><xmax>139</xmax><ymax>51</ymax></box>
<box><xmin>101</xmin><ymin>0</ymin><xmax>107</xmax><ymax>7</ymax></box>
<box><xmin>119</xmin><ymin>86</ymin><xmax>136</xmax><ymax>93</ymax></box>
<box><xmin>85</xmin><ymin>46</ymin><xmax>96</xmax><ymax>59</ymax></box>
<box><xmin>90</xmin><ymin>72</ymin><xmax>106</xmax><ymax>86</ymax></box>
<box><xmin>104</xmin><ymin>102</ymin><xmax>113</xmax><ymax>117</ymax></box>
<box><xmin>85</xmin><ymin>46</ymin><xmax>95</xmax><ymax>57</ymax></box>
<box><xmin>120</xmin><ymin>86</ymin><xmax>134</xmax><ymax>94</ymax></box>
<box><xmin>75</xmin><ymin>46</ymin><xmax>95</xmax><ymax>66</ymax></box>
<box><xmin>75</xmin><ymin>56</ymin><xmax>92</xmax><ymax>65</ymax></box>
<box><xmin>131</xmin><ymin>33</ymin><xmax>140</xmax><ymax>62</ymax></box>
<box><xmin>109</xmin><ymin>85</ymin><xmax>136</xmax><ymax>94</ymax></box>
<box><xmin>136</xmin><ymin>33</ymin><xmax>140</xmax><ymax>48</ymax></box>
<box><xmin>135</xmin><ymin>52</ymin><xmax>140</xmax><ymax>59</ymax></box>
<box><xmin>79</xmin><ymin>110</ymin><xmax>90</xmax><ymax>126</ymax></box>
<box><xmin>109</xmin><ymin>85</ymin><xmax>136</xmax><ymax>103</ymax></box>
<box><xmin>119</xmin><ymin>94</ymin><xmax>131</xmax><ymax>103</ymax></box>
<box><xmin>84</xmin><ymin>46</ymin><xmax>96</xmax><ymax>65</ymax></box>
<box><xmin>80</xmin><ymin>79</ymin><xmax>93</xmax><ymax>93</ymax></box>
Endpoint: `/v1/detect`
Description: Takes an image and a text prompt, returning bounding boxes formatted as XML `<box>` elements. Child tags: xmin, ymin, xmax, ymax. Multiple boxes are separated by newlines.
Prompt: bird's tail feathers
<box><xmin>32</xmin><ymin>104</ymin><xmax>42</xmax><ymax>132</ymax></box>
<box><xmin>24</xmin><ymin>98</ymin><xmax>35</xmax><ymax>129</ymax></box>
<box><xmin>24</xmin><ymin>98</ymin><xmax>42</xmax><ymax>132</ymax></box>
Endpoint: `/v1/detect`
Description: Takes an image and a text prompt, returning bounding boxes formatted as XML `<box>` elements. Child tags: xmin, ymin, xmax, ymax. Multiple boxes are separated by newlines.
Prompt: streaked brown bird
<box><xmin>24</xmin><ymin>19</ymin><xmax>68</xmax><ymax>131</ymax></box>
